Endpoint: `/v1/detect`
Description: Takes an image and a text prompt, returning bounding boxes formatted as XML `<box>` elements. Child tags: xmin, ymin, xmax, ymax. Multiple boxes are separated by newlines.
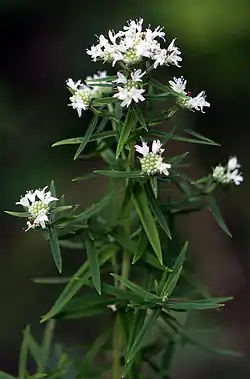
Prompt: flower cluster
<box><xmin>16</xmin><ymin>186</ymin><xmax>58</xmax><ymax>231</ymax></box>
<box><xmin>67</xmin><ymin>71</ymin><xmax>112</xmax><ymax>117</ymax></box>
<box><xmin>135</xmin><ymin>140</ymin><xmax>171</xmax><ymax>176</ymax></box>
<box><xmin>87</xmin><ymin>18</ymin><xmax>182</xmax><ymax>68</ymax></box>
<box><xmin>113</xmin><ymin>69</ymin><xmax>145</xmax><ymax>107</ymax></box>
<box><xmin>212</xmin><ymin>157</ymin><xmax>243</xmax><ymax>186</ymax></box>
<box><xmin>169</xmin><ymin>76</ymin><xmax>210</xmax><ymax>113</ymax></box>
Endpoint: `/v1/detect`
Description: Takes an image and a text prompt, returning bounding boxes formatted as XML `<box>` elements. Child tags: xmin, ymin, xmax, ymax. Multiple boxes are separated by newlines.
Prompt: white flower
<box><xmin>66</xmin><ymin>78</ymin><xmax>82</xmax><ymax>91</ymax></box>
<box><xmin>16</xmin><ymin>186</ymin><xmax>58</xmax><ymax>231</ymax></box>
<box><xmin>86</xmin><ymin>19</ymin><xmax>179</xmax><ymax>68</ymax></box>
<box><xmin>165</xmin><ymin>39</ymin><xmax>182</xmax><ymax>67</ymax></box>
<box><xmin>135</xmin><ymin>140</ymin><xmax>171</xmax><ymax>176</ymax></box>
<box><xmin>85</xmin><ymin>71</ymin><xmax>113</xmax><ymax>98</ymax></box>
<box><xmin>186</xmin><ymin>91</ymin><xmax>210</xmax><ymax>113</ymax></box>
<box><xmin>113</xmin><ymin>70</ymin><xmax>146</xmax><ymax>107</ymax></box>
<box><xmin>169</xmin><ymin>76</ymin><xmax>187</xmax><ymax>94</ymax></box>
<box><xmin>212</xmin><ymin>156</ymin><xmax>243</xmax><ymax>186</ymax></box>
<box><xmin>169</xmin><ymin>77</ymin><xmax>210</xmax><ymax>113</ymax></box>
<box><xmin>68</xmin><ymin>86</ymin><xmax>92</xmax><ymax>117</ymax></box>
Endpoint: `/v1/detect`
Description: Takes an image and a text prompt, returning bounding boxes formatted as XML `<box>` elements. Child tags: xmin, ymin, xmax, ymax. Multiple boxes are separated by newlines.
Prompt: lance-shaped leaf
<box><xmin>116</xmin><ymin>109</ymin><xmax>136</xmax><ymax>158</ymax></box>
<box><xmin>19</xmin><ymin>326</ymin><xmax>30</xmax><ymax>379</ymax></box>
<box><xmin>85</xmin><ymin>234</ymin><xmax>101</xmax><ymax>295</ymax></box>
<box><xmin>111</xmin><ymin>274</ymin><xmax>161</xmax><ymax>303</ymax></box>
<box><xmin>52</xmin><ymin>130</ymin><xmax>116</xmax><ymax>147</ymax></box>
<box><xmin>125</xmin><ymin>309</ymin><xmax>161</xmax><ymax>370</ymax></box>
<box><xmin>41</xmin><ymin>243</ymin><xmax>117</xmax><ymax>322</ymax></box>
<box><xmin>183</xmin><ymin>127</ymin><xmax>220</xmax><ymax>146</ymax></box>
<box><xmin>74</xmin><ymin>115</ymin><xmax>99</xmax><ymax>160</ymax></box>
<box><xmin>168</xmin><ymin>296</ymin><xmax>233</xmax><ymax>311</ymax></box>
<box><xmin>94</xmin><ymin>170</ymin><xmax>143</xmax><ymax>179</ymax></box>
<box><xmin>207</xmin><ymin>196</ymin><xmax>232</xmax><ymax>237</ymax></box>
<box><xmin>4</xmin><ymin>211</ymin><xmax>30</xmax><ymax>218</ymax></box>
<box><xmin>132</xmin><ymin>230</ymin><xmax>148</xmax><ymax>264</ymax></box>
<box><xmin>160</xmin><ymin>241</ymin><xmax>188</xmax><ymax>298</ymax></box>
<box><xmin>0</xmin><ymin>373</ymin><xmax>16</xmax><ymax>379</ymax></box>
<box><xmin>40</xmin><ymin>320</ymin><xmax>55</xmax><ymax>371</ymax></box>
<box><xmin>133</xmin><ymin>184</ymin><xmax>163</xmax><ymax>264</ymax></box>
<box><xmin>146</xmin><ymin>183</ymin><xmax>171</xmax><ymax>239</ymax></box>
<box><xmin>48</xmin><ymin>226</ymin><xmax>62</xmax><ymax>273</ymax></box>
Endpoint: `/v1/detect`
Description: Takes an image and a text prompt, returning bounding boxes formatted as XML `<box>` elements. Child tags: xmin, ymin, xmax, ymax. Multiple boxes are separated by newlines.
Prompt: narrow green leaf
<box><xmin>133</xmin><ymin>184</ymin><xmax>162</xmax><ymax>264</ymax></box>
<box><xmin>132</xmin><ymin>230</ymin><xmax>148</xmax><ymax>264</ymax></box>
<box><xmin>41</xmin><ymin>243</ymin><xmax>117</xmax><ymax>322</ymax></box>
<box><xmin>40</xmin><ymin>320</ymin><xmax>55</xmax><ymax>371</ymax></box>
<box><xmin>126</xmin><ymin>309</ymin><xmax>147</xmax><ymax>357</ymax></box>
<box><xmin>207</xmin><ymin>197</ymin><xmax>232</xmax><ymax>237</ymax></box>
<box><xmin>168</xmin><ymin>296</ymin><xmax>233</xmax><ymax>311</ymax></box>
<box><xmin>92</xmin><ymin>96</ymin><xmax>120</xmax><ymax>106</ymax></box>
<box><xmin>27</xmin><ymin>333</ymin><xmax>42</xmax><ymax>368</ymax></box>
<box><xmin>74</xmin><ymin>115</ymin><xmax>99</xmax><ymax>160</ymax></box>
<box><xmin>116</xmin><ymin>109</ymin><xmax>136</xmax><ymax>158</ymax></box>
<box><xmin>68</xmin><ymin>195</ymin><xmax>110</xmax><ymax>225</ymax></box>
<box><xmin>52</xmin><ymin>131</ymin><xmax>116</xmax><ymax>147</ymax></box>
<box><xmin>153</xmin><ymin>130</ymin><xmax>220</xmax><ymax>146</ymax></box>
<box><xmin>111</xmin><ymin>274</ymin><xmax>160</xmax><ymax>303</ymax></box>
<box><xmin>19</xmin><ymin>326</ymin><xmax>30</xmax><ymax>379</ymax></box>
<box><xmin>126</xmin><ymin>309</ymin><xmax>160</xmax><ymax>367</ymax></box>
<box><xmin>133</xmin><ymin>104</ymin><xmax>148</xmax><ymax>130</ymax></box>
<box><xmin>48</xmin><ymin>226</ymin><xmax>62</xmax><ymax>273</ymax></box>
<box><xmin>85</xmin><ymin>234</ymin><xmax>101</xmax><ymax>294</ymax></box>
<box><xmin>33</xmin><ymin>277</ymin><xmax>71</xmax><ymax>284</ymax></box>
<box><xmin>4</xmin><ymin>211</ymin><xmax>30</xmax><ymax>218</ymax></box>
<box><xmin>183</xmin><ymin>128</ymin><xmax>220</xmax><ymax>146</ymax></box>
<box><xmin>0</xmin><ymin>373</ymin><xmax>16</xmax><ymax>379</ymax></box>
<box><xmin>94</xmin><ymin>170</ymin><xmax>143</xmax><ymax>179</ymax></box>
<box><xmin>161</xmin><ymin>242</ymin><xmax>188</xmax><ymax>297</ymax></box>
<box><xmin>146</xmin><ymin>184</ymin><xmax>171</xmax><ymax>239</ymax></box>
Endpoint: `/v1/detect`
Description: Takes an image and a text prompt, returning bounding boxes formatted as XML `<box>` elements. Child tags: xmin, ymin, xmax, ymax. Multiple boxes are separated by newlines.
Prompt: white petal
<box><xmin>135</xmin><ymin>141</ymin><xmax>149</xmax><ymax>157</ymax></box>
<box><xmin>152</xmin><ymin>140</ymin><xmax>163</xmax><ymax>154</ymax></box>
<box><xmin>227</xmin><ymin>157</ymin><xmax>239</xmax><ymax>171</ymax></box>
<box><xmin>16</xmin><ymin>196</ymin><xmax>30</xmax><ymax>207</ymax></box>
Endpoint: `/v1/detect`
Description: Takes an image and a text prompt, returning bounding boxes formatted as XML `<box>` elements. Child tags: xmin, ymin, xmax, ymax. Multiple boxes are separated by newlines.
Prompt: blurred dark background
<box><xmin>1</xmin><ymin>0</ymin><xmax>250</xmax><ymax>377</ymax></box>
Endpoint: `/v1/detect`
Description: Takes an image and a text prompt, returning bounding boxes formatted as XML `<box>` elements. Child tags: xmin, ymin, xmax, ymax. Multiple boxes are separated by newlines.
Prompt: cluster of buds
<box><xmin>16</xmin><ymin>187</ymin><xmax>58</xmax><ymax>231</ymax></box>
<box><xmin>212</xmin><ymin>157</ymin><xmax>243</xmax><ymax>186</ymax></box>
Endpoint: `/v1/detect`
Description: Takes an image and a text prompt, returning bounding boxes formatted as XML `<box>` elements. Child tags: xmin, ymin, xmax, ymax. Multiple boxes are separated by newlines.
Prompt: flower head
<box><xmin>169</xmin><ymin>77</ymin><xmax>210</xmax><ymax>113</ymax></box>
<box><xmin>16</xmin><ymin>186</ymin><xmax>58</xmax><ymax>231</ymax></box>
<box><xmin>212</xmin><ymin>156</ymin><xmax>243</xmax><ymax>186</ymax></box>
<box><xmin>86</xmin><ymin>19</ymin><xmax>181</xmax><ymax>69</ymax></box>
<box><xmin>135</xmin><ymin>140</ymin><xmax>171</xmax><ymax>176</ymax></box>
<box><xmin>68</xmin><ymin>85</ymin><xmax>93</xmax><ymax>117</ymax></box>
<box><xmin>113</xmin><ymin>69</ymin><xmax>146</xmax><ymax>107</ymax></box>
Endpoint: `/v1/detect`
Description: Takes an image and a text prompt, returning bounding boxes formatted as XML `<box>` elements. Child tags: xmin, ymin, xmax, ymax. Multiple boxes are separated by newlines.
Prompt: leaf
<box><xmin>74</xmin><ymin>115</ymin><xmax>99</xmax><ymax>160</ymax></box>
<box><xmin>132</xmin><ymin>230</ymin><xmax>148</xmax><ymax>264</ymax></box>
<box><xmin>52</xmin><ymin>131</ymin><xmax>116</xmax><ymax>147</ymax></box>
<box><xmin>153</xmin><ymin>130</ymin><xmax>220</xmax><ymax>146</ymax></box>
<box><xmin>68</xmin><ymin>195</ymin><xmax>110</xmax><ymax>225</ymax></box>
<box><xmin>41</xmin><ymin>243</ymin><xmax>117</xmax><ymax>322</ymax></box>
<box><xmin>207</xmin><ymin>197</ymin><xmax>232</xmax><ymax>237</ymax></box>
<box><xmin>161</xmin><ymin>242</ymin><xmax>188</xmax><ymax>297</ymax></box>
<box><xmin>116</xmin><ymin>109</ymin><xmax>136</xmax><ymax>159</ymax></box>
<box><xmin>146</xmin><ymin>184</ymin><xmax>171</xmax><ymax>239</ymax></box>
<box><xmin>0</xmin><ymin>372</ymin><xmax>16</xmax><ymax>379</ymax></box>
<box><xmin>183</xmin><ymin>128</ymin><xmax>220</xmax><ymax>146</ymax></box>
<box><xmin>133</xmin><ymin>104</ymin><xmax>148</xmax><ymax>130</ymax></box>
<box><xmin>111</xmin><ymin>274</ymin><xmax>161</xmax><ymax>303</ymax></box>
<box><xmin>27</xmin><ymin>333</ymin><xmax>42</xmax><ymax>368</ymax></box>
<box><xmin>40</xmin><ymin>320</ymin><xmax>55</xmax><ymax>371</ymax></box>
<box><xmin>126</xmin><ymin>309</ymin><xmax>160</xmax><ymax>368</ymax></box>
<box><xmin>19</xmin><ymin>326</ymin><xmax>30</xmax><ymax>379</ymax></box>
<box><xmin>94</xmin><ymin>169</ymin><xmax>143</xmax><ymax>179</ymax></box>
<box><xmin>133</xmin><ymin>184</ymin><xmax>163</xmax><ymax>264</ymax></box>
<box><xmin>168</xmin><ymin>297</ymin><xmax>233</xmax><ymax>311</ymax></box>
<box><xmin>92</xmin><ymin>96</ymin><xmax>120</xmax><ymax>106</ymax></box>
<box><xmin>4</xmin><ymin>211</ymin><xmax>30</xmax><ymax>218</ymax></box>
<box><xmin>48</xmin><ymin>226</ymin><xmax>62</xmax><ymax>273</ymax></box>
<box><xmin>85</xmin><ymin>234</ymin><xmax>101</xmax><ymax>294</ymax></box>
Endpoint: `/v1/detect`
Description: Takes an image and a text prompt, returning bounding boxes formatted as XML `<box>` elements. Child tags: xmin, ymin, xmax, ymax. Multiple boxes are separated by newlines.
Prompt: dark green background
<box><xmin>1</xmin><ymin>1</ymin><xmax>250</xmax><ymax>377</ymax></box>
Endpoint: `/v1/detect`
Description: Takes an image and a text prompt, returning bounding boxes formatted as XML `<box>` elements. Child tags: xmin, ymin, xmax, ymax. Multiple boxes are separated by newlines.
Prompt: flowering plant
<box><xmin>4</xmin><ymin>18</ymin><xmax>243</xmax><ymax>379</ymax></box>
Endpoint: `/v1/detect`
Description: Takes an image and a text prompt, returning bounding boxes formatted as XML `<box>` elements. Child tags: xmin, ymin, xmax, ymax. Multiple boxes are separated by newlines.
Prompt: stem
<box><xmin>113</xmin><ymin>142</ymin><xmax>135</xmax><ymax>379</ymax></box>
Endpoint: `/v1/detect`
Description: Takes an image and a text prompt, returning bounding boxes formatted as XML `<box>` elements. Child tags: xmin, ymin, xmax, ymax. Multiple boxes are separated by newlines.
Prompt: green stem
<box><xmin>113</xmin><ymin>142</ymin><xmax>135</xmax><ymax>379</ymax></box>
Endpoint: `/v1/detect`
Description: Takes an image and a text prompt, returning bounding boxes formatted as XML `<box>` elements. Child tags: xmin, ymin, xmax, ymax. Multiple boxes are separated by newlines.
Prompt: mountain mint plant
<box><xmin>5</xmin><ymin>18</ymin><xmax>243</xmax><ymax>379</ymax></box>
